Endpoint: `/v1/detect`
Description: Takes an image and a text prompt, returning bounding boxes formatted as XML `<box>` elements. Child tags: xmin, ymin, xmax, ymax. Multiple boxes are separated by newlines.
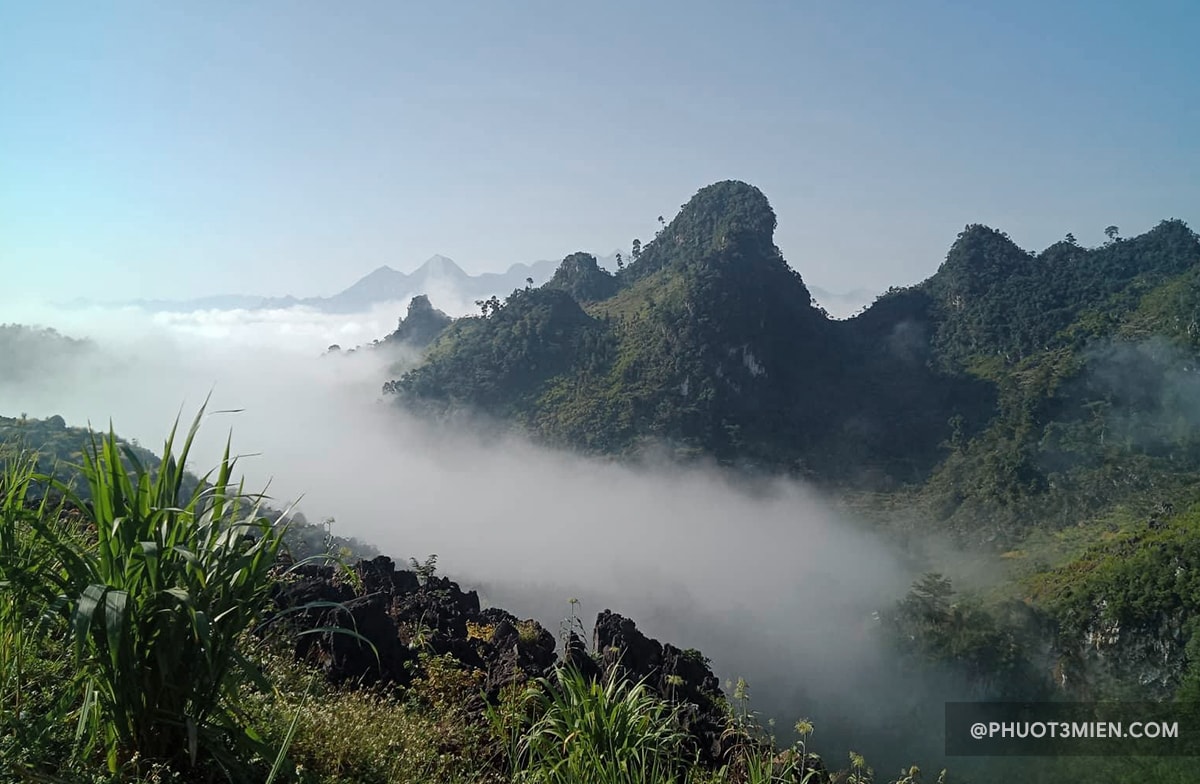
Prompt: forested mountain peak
<box><xmin>910</xmin><ymin>218</ymin><xmax>1200</xmax><ymax>368</ymax></box>
<box><xmin>927</xmin><ymin>224</ymin><xmax>1034</xmax><ymax>300</ymax></box>
<box><xmin>662</xmin><ymin>179</ymin><xmax>777</xmax><ymax>255</ymax></box>
<box><xmin>620</xmin><ymin>180</ymin><xmax>785</xmax><ymax>284</ymax></box>
<box><xmin>546</xmin><ymin>252</ymin><xmax>618</xmax><ymax>303</ymax></box>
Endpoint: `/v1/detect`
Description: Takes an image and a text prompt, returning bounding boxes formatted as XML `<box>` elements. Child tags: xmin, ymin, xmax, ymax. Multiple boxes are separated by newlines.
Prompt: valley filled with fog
<box><xmin>0</xmin><ymin>298</ymin><xmax>957</xmax><ymax>760</ymax></box>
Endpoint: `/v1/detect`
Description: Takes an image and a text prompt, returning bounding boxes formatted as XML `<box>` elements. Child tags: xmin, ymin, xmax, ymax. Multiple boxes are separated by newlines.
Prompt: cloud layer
<box><xmin>2</xmin><ymin>302</ymin><xmax>925</xmax><ymax>759</ymax></box>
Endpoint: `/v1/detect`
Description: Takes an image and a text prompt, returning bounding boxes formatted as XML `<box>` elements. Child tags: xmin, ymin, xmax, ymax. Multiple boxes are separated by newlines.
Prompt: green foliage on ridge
<box><xmin>382</xmin><ymin>183</ymin><xmax>1200</xmax><ymax>548</ymax></box>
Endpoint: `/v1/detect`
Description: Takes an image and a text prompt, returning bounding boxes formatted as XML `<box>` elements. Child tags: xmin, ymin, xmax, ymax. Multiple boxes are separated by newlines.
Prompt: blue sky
<box><xmin>2</xmin><ymin>0</ymin><xmax>1197</xmax><ymax>303</ymax></box>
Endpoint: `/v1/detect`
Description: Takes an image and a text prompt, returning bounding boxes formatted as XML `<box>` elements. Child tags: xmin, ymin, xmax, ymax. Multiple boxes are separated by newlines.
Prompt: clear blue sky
<box><xmin>2</xmin><ymin>0</ymin><xmax>1197</xmax><ymax>303</ymax></box>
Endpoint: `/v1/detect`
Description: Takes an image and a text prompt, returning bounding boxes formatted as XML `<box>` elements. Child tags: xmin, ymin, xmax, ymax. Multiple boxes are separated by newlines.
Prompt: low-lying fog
<box><xmin>3</xmin><ymin>300</ymin><xmax>941</xmax><ymax>761</ymax></box>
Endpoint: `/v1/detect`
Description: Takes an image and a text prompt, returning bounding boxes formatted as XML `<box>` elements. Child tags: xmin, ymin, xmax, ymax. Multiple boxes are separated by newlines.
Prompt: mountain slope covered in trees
<box><xmin>384</xmin><ymin>181</ymin><xmax>1200</xmax><ymax>545</ymax></box>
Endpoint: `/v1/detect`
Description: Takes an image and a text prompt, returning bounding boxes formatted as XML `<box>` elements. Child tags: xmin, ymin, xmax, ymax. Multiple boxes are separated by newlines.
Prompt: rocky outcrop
<box><xmin>593</xmin><ymin>610</ymin><xmax>727</xmax><ymax>764</ymax></box>
<box><xmin>385</xmin><ymin>295</ymin><xmax>453</xmax><ymax>348</ymax></box>
<box><xmin>1059</xmin><ymin>605</ymin><xmax>1189</xmax><ymax>700</ymax></box>
<box><xmin>268</xmin><ymin>557</ymin><xmax>731</xmax><ymax>767</ymax></box>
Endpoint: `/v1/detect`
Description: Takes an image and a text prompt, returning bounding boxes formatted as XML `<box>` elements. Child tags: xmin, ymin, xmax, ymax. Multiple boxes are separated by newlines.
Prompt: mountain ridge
<box><xmin>57</xmin><ymin>248</ymin><xmax>875</xmax><ymax>319</ymax></box>
<box><xmin>382</xmin><ymin>181</ymin><xmax>1200</xmax><ymax>543</ymax></box>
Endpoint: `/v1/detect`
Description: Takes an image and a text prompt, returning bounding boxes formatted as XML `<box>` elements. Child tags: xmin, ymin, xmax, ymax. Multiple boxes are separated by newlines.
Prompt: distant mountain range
<box><xmin>61</xmin><ymin>252</ymin><xmax>873</xmax><ymax>318</ymax></box>
<box><xmin>53</xmin><ymin>254</ymin><xmax>614</xmax><ymax>317</ymax></box>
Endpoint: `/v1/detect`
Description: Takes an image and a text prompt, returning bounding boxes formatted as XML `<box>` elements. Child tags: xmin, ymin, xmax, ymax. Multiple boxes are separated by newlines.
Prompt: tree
<box><xmin>1065</xmin><ymin>233</ymin><xmax>1077</xmax><ymax>245</ymax></box>
<box><xmin>474</xmin><ymin>296</ymin><xmax>501</xmax><ymax>316</ymax></box>
<box><xmin>906</xmin><ymin>573</ymin><xmax>955</xmax><ymax>624</ymax></box>
<box><xmin>526</xmin><ymin>276</ymin><xmax>534</xmax><ymax>289</ymax></box>
<box><xmin>631</xmin><ymin>238</ymin><xmax>642</xmax><ymax>260</ymax></box>
<box><xmin>1105</xmin><ymin>225</ymin><xmax>1120</xmax><ymax>243</ymax></box>
<box><xmin>615</xmin><ymin>252</ymin><xmax>624</xmax><ymax>271</ymax></box>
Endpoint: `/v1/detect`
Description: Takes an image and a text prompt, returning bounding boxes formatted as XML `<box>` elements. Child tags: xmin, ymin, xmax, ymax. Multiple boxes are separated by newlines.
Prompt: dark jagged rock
<box><xmin>268</xmin><ymin>559</ymin><xmax>734</xmax><ymax>770</ymax></box>
<box><xmin>270</xmin><ymin>558</ymin><xmax>562</xmax><ymax>694</ymax></box>
<box><xmin>269</xmin><ymin>558</ymin><xmax>416</xmax><ymax>686</ymax></box>
<box><xmin>561</xmin><ymin>630</ymin><xmax>602</xmax><ymax>683</ymax></box>
<box><xmin>477</xmin><ymin>613</ymin><xmax>558</xmax><ymax>697</ymax></box>
<box><xmin>267</xmin><ymin>555</ymin><xmax>488</xmax><ymax>686</ymax></box>
<box><xmin>593</xmin><ymin>610</ymin><xmax>726</xmax><ymax>765</ymax></box>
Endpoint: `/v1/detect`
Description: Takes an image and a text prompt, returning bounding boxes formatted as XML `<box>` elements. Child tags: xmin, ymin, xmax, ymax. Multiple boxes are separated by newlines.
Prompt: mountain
<box><xmin>544</xmin><ymin>252</ymin><xmax>620</xmax><ymax>303</ymax></box>
<box><xmin>321</xmin><ymin>254</ymin><xmax>470</xmax><ymax>313</ymax></box>
<box><xmin>319</xmin><ymin>254</ymin><xmax>635</xmax><ymax>314</ymax></box>
<box><xmin>73</xmin><ymin>254</ymin><xmax>626</xmax><ymax>316</ymax></box>
<box><xmin>385</xmin><ymin>181</ymin><xmax>992</xmax><ymax>479</ymax></box>
<box><xmin>383</xmin><ymin>182</ymin><xmax>1200</xmax><ymax>537</ymax></box>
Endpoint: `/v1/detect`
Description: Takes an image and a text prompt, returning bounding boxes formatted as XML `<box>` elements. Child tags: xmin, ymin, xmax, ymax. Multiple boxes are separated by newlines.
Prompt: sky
<box><xmin>2</xmin><ymin>0</ymin><xmax>1198</xmax><ymax>304</ymax></box>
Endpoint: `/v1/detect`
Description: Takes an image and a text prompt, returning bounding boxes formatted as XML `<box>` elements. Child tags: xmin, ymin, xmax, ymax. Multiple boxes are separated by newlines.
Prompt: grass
<box><xmin>239</xmin><ymin>644</ymin><xmax>500</xmax><ymax>784</ymax></box>
<box><xmin>497</xmin><ymin>664</ymin><xmax>691</xmax><ymax>784</ymax></box>
<box><xmin>0</xmin><ymin>406</ymin><xmax>312</xmax><ymax>781</ymax></box>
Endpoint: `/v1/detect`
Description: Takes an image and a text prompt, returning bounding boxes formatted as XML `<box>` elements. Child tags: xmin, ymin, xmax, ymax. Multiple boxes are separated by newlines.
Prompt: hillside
<box><xmin>0</xmin><ymin>324</ymin><xmax>95</xmax><ymax>384</ymax></box>
<box><xmin>383</xmin><ymin>183</ymin><xmax>1200</xmax><ymax>540</ymax></box>
<box><xmin>0</xmin><ymin>412</ymin><xmax>378</xmax><ymax>562</ymax></box>
<box><xmin>389</xmin><ymin>182</ymin><xmax>914</xmax><ymax>472</ymax></box>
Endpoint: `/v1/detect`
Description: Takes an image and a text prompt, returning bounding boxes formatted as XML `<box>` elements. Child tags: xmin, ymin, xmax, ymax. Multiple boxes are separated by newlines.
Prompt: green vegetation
<box><xmin>381</xmin><ymin>184</ymin><xmax>1200</xmax><ymax>551</ymax></box>
<box><xmin>1</xmin><ymin>414</ymin><xmax>937</xmax><ymax>783</ymax></box>
<box><xmin>51</xmin><ymin>414</ymin><xmax>285</xmax><ymax>773</ymax></box>
<box><xmin>383</xmin><ymin>186</ymin><xmax>1200</xmax><ymax>542</ymax></box>
<box><xmin>544</xmin><ymin>252</ymin><xmax>619</xmax><ymax>304</ymax></box>
<box><xmin>495</xmin><ymin>665</ymin><xmax>690</xmax><ymax>784</ymax></box>
<box><xmin>381</xmin><ymin>294</ymin><xmax>454</xmax><ymax>350</ymax></box>
<box><xmin>1</xmin><ymin>410</ymin><xmax>285</xmax><ymax>779</ymax></box>
<box><xmin>0</xmin><ymin>408</ymin><xmax>384</xmax><ymax>781</ymax></box>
